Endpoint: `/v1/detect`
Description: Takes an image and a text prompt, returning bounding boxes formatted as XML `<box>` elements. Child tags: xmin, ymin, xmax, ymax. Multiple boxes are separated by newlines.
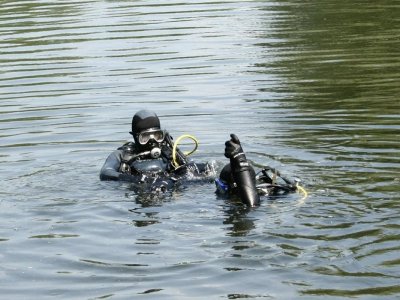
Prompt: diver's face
<box><xmin>136</xmin><ymin>128</ymin><xmax>165</xmax><ymax>150</ymax></box>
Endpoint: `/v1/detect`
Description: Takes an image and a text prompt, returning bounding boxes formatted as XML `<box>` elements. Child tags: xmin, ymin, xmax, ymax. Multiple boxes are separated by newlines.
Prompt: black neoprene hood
<box><xmin>131</xmin><ymin>110</ymin><xmax>161</xmax><ymax>135</ymax></box>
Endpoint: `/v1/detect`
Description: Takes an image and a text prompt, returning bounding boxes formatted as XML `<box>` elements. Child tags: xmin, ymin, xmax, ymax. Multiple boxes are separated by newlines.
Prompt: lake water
<box><xmin>1</xmin><ymin>1</ymin><xmax>399</xmax><ymax>299</ymax></box>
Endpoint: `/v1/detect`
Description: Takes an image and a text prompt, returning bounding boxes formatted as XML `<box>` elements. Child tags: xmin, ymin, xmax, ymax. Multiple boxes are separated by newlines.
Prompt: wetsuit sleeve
<box><xmin>100</xmin><ymin>150</ymin><xmax>123</xmax><ymax>181</ymax></box>
<box><xmin>230</xmin><ymin>155</ymin><xmax>260</xmax><ymax>207</ymax></box>
<box><xmin>100</xmin><ymin>150</ymin><xmax>144</xmax><ymax>182</ymax></box>
<box><xmin>225</xmin><ymin>134</ymin><xmax>260</xmax><ymax>207</ymax></box>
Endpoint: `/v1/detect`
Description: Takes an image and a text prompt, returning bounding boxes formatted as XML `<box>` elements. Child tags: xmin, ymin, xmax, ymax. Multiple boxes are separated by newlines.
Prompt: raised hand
<box><xmin>224</xmin><ymin>134</ymin><xmax>244</xmax><ymax>159</ymax></box>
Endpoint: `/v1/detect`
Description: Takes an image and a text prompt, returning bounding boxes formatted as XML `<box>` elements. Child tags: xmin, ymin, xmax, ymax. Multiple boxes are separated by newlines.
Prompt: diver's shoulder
<box><xmin>117</xmin><ymin>141</ymin><xmax>137</xmax><ymax>152</ymax></box>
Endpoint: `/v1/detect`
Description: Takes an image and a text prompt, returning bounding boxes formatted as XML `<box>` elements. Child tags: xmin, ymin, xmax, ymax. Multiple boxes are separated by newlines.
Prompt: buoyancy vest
<box><xmin>118</xmin><ymin>142</ymin><xmax>169</xmax><ymax>175</ymax></box>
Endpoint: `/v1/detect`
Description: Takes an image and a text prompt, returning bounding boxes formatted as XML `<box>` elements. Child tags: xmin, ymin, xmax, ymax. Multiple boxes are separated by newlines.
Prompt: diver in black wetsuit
<box><xmin>215</xmin><ymin>134</ymin><xmax>300</xmax><ymax>207</ymax></box>
<box><xmin>100</xmin><ymin>110</ymin><xmax>301</xmax><ymax>205</ymax></box>
<box><xmin>100</xmin><ymin>110</ymin><xmax>214</xmax><ymax>192</ymax></box>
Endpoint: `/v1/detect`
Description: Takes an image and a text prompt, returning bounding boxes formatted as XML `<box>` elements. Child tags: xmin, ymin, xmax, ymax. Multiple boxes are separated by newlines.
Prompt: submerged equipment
<box><xmin>256</xmin><ymin>167</ymin><xmax>308</xmax><ymax>200</ymax></box>
<box><xmin>131</xmin><ymin>158</ymin><xmax>167</xmax><ymax>174</ymax></box>
<box><xmin>216</xmin><ymin>164</ymin><xmax>308</xmax><ymax>203</ymax></box>
<box><xmin>118</xmin><ymin>142</ymin><xmax>163</xmax><ymax>174</ymax></box>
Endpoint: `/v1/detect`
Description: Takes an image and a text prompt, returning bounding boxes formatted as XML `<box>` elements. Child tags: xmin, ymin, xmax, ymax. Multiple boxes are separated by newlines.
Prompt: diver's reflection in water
<box><xmin>124</xmin><ymin>181</ymin><xmax>258</xmax><ymax>235</ymax></box>
<box><xmin>124</xmin><ymin>184</ymin><xmax>173</xmax><ymax>228</ymax></box>
<box><xmin>124</xmin><ymin>180</ymin><xmax>183</xmax><ymax>208</ymax></box>
<box><xmin>219</xmin><ymin>193</ymin><xmax>298</xmax><ymax>237</ymax></box>
<box><xmin>219</xmin><ymin>195</ymin><xmax>256</xmax><ymax>237</ymax></box>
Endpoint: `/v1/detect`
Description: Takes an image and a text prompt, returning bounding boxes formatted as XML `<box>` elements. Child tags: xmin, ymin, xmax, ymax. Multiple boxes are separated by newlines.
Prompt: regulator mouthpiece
<box><xmin>150</xmin><ymin>147</ymin><xmax>161</xmax><ymax>159</ymax></box>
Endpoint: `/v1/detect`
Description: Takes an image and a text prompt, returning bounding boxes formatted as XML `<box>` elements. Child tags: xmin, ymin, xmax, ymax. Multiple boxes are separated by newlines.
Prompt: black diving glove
<box><xmin>224</xmin><ymin>134</ymin><xmax>245</xmax><ymax>160</ymax></box>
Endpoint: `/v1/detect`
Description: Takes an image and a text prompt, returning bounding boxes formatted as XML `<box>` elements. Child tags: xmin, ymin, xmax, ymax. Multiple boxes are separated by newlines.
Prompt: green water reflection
<box><xmin>253</xmin><ymin>1</ymin><xmax>400</xmax><ymax>196</ymax></box>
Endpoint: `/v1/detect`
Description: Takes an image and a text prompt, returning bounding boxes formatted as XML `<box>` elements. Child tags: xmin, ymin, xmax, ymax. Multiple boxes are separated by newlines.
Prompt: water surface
<box><xmin>1</xmin><ymin>0</ymin><xmax>400</xmax><ymax>299</ymax></box>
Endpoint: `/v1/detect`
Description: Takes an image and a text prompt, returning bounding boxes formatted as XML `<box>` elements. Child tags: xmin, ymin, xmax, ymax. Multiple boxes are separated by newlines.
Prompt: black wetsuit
<box><xmin>216</xmin><ymin>134</ymin><xmax>298</xmax><ymax>206</ymax></box>
<box><xmin>100</xmin><ymin>141</ymin><xmax>215</xmax><ymax>192</ymax></box>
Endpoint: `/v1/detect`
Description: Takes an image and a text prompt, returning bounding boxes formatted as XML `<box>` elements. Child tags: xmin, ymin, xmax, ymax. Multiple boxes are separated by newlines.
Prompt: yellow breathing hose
<box><xmin>296</xmin><ymin>182</ymin><xmax>308</xmax><ymax>205</ymax></box>
<box><xmin>172</xmin><ymin>134</ymin><xmax>199</xmax><ymax>168</ymax></box>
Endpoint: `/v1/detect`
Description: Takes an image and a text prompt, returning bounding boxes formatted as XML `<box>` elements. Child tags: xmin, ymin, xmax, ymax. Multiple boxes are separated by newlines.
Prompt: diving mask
<box><xmin>137</xmin><ymin>128</ymin><xmax>165</xmax><ymax>145</ymax></box>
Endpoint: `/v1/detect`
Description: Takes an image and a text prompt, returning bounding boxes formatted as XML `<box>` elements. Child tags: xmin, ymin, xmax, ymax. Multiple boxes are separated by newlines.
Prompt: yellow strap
<box><xmin>172</xmin><ymin>134</ymin><xmax>199</xmax><ymax>168</ymax></box>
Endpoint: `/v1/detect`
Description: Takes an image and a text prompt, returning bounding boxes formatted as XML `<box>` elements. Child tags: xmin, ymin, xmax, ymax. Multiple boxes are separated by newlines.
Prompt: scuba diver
<box><xmin>100</xmin><ymin>110</ymin><xmax>215</xmax><ymax>193</ymax></box>
<box><xmin>100</xmin><ymin>110</ymin><xmax>305</xmax><ymax>206</ymax></box>
<box><xmin>215</xmin><ymin>134</ymin><xmax>303</xmax><ymax>207</ymax></box>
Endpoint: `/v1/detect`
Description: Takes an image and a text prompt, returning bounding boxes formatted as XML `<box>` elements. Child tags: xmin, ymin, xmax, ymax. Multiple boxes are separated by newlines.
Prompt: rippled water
<box><xmin>1</xmin><ymin>1</ymin><xmax>400</xmax><ymax>299</ymax></box>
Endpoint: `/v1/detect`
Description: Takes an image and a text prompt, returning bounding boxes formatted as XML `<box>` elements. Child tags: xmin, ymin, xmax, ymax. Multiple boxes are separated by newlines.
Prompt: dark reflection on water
<box><xmin>1</xmin><ymin>0</ymin><xmax>400</xmax><ymax>299</ymax></box>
